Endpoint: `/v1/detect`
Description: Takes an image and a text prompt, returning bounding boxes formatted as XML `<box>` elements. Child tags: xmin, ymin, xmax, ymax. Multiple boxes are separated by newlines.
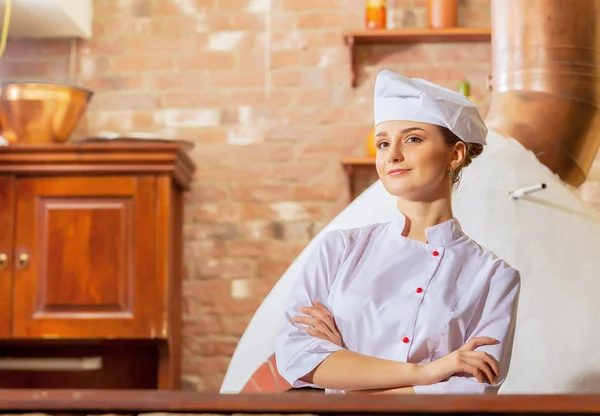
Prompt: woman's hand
<box><xmin>421</xmin><ymin>337</ymin><xmax>500</xmax><ymax>385</ymax></box>
<box><xmin>293</xmin><ymin>301</ymin><xmax>344</xmax><ymax>348</ymax></box>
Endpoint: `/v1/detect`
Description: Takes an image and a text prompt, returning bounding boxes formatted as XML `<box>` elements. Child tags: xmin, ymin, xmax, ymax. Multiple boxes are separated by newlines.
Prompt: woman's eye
<box><xmin>376</xmin><ymin>141</ymin><xmax>389</xmax><ymax>150</ymax></box>
<box><xmin>406</xmin><ymin>136</ymin><xmax>423</xmax><ymax>143</ymax></box>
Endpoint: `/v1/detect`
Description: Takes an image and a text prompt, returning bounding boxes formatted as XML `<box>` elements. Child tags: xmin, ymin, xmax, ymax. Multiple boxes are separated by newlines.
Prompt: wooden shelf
<box><xmin>341</xmin><ymin>157</ymin><xmax>377</xmax><ymax>201</ymax></box>
<box><xmin>343</xmin><ymin>27</ymin><xmax>492</xmax><ymax>87</ymax></box>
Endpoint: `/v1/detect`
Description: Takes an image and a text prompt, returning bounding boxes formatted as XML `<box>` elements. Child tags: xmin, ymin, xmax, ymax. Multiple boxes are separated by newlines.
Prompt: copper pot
<box><xmin>0</xmin><ymin>82</ymin><xmax>93</xmax><ymax>144</ymax></box>
<box><xmin>427</xmin><ymin>0</ymin><xmax>458</xmax><ymax>29</ymax></box>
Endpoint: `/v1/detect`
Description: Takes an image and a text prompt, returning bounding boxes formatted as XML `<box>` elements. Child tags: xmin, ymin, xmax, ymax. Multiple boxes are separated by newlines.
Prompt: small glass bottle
<box><xmin>365</xmin><ymin>0</ymin><xmax>387</xmax><ymax>30</ymax></box>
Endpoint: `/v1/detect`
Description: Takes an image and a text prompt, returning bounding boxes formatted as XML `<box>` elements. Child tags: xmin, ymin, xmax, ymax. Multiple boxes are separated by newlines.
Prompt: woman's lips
<box><xmin>387</xmin><ymin>168</ymin><xmax>411</xmax><ymax>177</ymax></box>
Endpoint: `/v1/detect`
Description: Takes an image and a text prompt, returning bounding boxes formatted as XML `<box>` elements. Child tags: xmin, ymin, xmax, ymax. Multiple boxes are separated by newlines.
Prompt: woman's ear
<box><xmin>449</xmin><ymin>140</ymin><xmax>466</xmax><ymax>171</ymax></box>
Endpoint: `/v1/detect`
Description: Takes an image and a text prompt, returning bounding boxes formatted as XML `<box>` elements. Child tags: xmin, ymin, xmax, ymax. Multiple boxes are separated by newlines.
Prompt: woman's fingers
<box><xmin>463</xmin><ymin>351</ymin><xmax>500</xmax><ymax>377</ymax></box>
<box><xmin>460</xmin><ymin>363</ymin><xmax>486</xmax><ymax>383</ymax></box>
<box><xmin>294</xmin><ymin>316</ymin><xmax>334</xmax><ymax>337</ymax></box>
<box><xmin>463</xmin><ymin>356</ymin><xmax>495</xmax><ymax>384</ymax></box>
<box><xmin>479</xmin><ymin>352</ymin><xmax>500</xmax><ymax>377</ymax></box>
<box><xmin>459</xmin><ymin>336</ymin><xmax>500</xmax><ymax>351</ymax></box>
<box><xmin>299</xmin><ymin>305</ymin><xmax>337</xmax><ymax>334</ymax></box>
<box><xmin>302</xmin><ymin>326</ymin><xmax>326</xmax><ymax>339</ymax></box>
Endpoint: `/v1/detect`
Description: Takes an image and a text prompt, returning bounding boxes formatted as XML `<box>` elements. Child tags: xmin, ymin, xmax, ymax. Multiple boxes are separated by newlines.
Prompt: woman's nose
<box><xmin>388</xmin><ymin>146</ymin><xmax>404</xmax><ymax>163</ymax></box>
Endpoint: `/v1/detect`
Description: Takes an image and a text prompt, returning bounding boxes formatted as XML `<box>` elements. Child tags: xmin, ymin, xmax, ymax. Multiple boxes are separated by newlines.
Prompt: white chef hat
<box><xmin>373</xmin><ymin>69</ymin><xmax>487</xmax><ymax>145</ymax></box>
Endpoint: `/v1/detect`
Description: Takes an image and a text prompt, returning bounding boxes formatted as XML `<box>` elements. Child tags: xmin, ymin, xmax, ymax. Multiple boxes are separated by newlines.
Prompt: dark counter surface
<box><xmin>0</xmin><ymin>390</ymin><xmax>598</xmax><ymax>414</ymax></box>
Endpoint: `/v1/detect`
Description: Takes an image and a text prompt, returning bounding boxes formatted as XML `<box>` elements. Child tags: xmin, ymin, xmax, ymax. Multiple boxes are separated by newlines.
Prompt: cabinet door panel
<box><xmin>13</xmin><ymin>176</ymin><xmax>156</xmax><ymax>338</ymax></box>
<box><xmin>0</xmin><ymin>176</ymin><xmax>15</xmax><ymax>337</ymax></box>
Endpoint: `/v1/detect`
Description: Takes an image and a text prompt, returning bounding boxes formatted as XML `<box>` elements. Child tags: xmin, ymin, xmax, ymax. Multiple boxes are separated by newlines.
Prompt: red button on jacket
<box><xmin>432</xmin><ymin>251</ymin><xmax>439</xmax><ymax>257</ymax></box>
<box><xmin>416</xmin><ymin>287</ymin><xmax>423</xmax><ymax>294</ymax></box>
<box><xmin>402</xmin><ymin>337</ymin><xmax>410</xmax><ymax>343</ymax></box>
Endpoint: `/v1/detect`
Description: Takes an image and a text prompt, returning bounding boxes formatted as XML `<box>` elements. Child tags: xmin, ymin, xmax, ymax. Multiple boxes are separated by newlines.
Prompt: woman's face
<box><xmin>374</xmin><ymin>120</ymin><xmax>465</xmax><ymax>201</ymax></box>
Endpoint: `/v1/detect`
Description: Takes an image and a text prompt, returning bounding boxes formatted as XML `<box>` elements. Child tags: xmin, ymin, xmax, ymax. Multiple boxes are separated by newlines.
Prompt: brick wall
<box><xmin>0</xmin><ymin>0</ymin><xmax>598</xmax><ymax>391</ymax></box>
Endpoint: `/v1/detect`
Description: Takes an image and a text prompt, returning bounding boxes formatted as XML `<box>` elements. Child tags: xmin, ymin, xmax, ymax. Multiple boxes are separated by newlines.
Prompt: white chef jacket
<box><xmin>275</xmin><ymin>212</ymin><xmax>521</xmax><ymax>394</ymax></box>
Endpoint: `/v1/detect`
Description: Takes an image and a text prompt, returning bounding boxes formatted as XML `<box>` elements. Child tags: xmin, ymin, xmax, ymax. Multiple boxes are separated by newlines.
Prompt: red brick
<box><xmin>228</xmin><ymin>13</ymin><xmax>265</xmax><ymax>31</ymax></box>
<box><xmin>271</xmin><ymin>68</ymin><xmax>327</xmax><ymax>87</ymax></box>
<box><xmin>366</xmin><ymin>44</ymin><xmax>432</xmax><ymax>65</ymax></box>
<box><xmin>268</xmin><ymin>31</ymin><xmax>321</xmax><ymax>50</ymax></box>
<box><xmin>229</xmin><ymin>241</ymin><xmax>305</xmax><ymax>259</ymax></box>
<box><xmin>194</xmin><ymin>165</ymin><xmax>274</xmax><ymax>183</ymax></box>
<box><xmin>196</xmin><ymin>258</ymin><xmax>257</xmax><ymax>279</ymax></box>
<box><xmin>94</xmin><ymin>19</ymin><xmax>165</xmax><ymax>37</ymax></box>
<box><xmin>216</xmin><ymin>0</ymin><xmax>265</xmax><ymax>11</ymax></box>
<box><xmin>207</xmin><ymin>70</ymin><xmax>265</xmax><ymax>88</ymax></box>
<box><xmin>182</xmin><ymin>357</ymin><xmax>230</xmax><ymax>376</ymax></box>
<box><xmin>300</xmin><ymin>47</ymin><xmax>347</xmax><ymax>67</ymax></box>
<box><xmin>320</xmin><ymin>30</ymin><xmax>349</xmax><ymax>47</ymax></box>
<box><xmin>241</xmin><ymin>202</ymin><xmax>324</xmax><ymax>221</ymax></box>
<box><xmin>185</xmin><ymin>127</ymin><xmax>229</xmax><ymax>144</ymax></box>
<box><xmin>188</xmin><ymin>185</ymin><xmax>230</xmax><ymax>203</ymax></box>
<box><xmin>193</xmin><ymin>339</ymin><xmax>238</xmax><ymax>357</ymax></box>
<box><xmin>196</xmin><ymin>32</ymin><xmax>256</xmax><ymax>51</ymax></box>
<box><xmin>294</xmin><ymin>185</ymin><xmax>345</xmax><ymax>201</ymax></box>
<box><xmin>257</xmin><ymin>261</ymin><xmax>292</xmax><ymax>279</ymax></box>
<box><xmin>298</xmin><ymin>11</ymin><xmax>356</xmax><ymax>29</ymax></box>
<box><xmin>162</xmin><ymin>90</ymin><xmax>230</xmax><ymax>108</ymax></box>
<box><xmin>101</xmin><ymin>92</ymin><xmax>160</xmax><ymax>111</ymax></box>
<box><xmin>237</xmin><ymin>50</ymin><xmax>301</xmax><ymax>68</ymax></box>
<box><xmin>201</xmin><ymin>296</ymin><xmax>263</xmax><ymax>316</ymax></box>
<box><xmin>239</xmin><ymin>221</ymin><xmax>316</xmax><ymax>241</ymax></box>
<box><xmin>282</xmin><ymin>0</ymin><xmax>345</xmax><ymax>10</ymax></box>
<box><xmin>239</xmin><ymin>221</ymin><xmax>283</xmax><ymax>241</ymax></box>
<box><xmin>184</xmin><ymin>223</ymin><xmax>239</xmax><ymax>240</ymax></box>
<box><xmin>224</xmin><ymin>315</ymin><xmax>253</xmax><ymax>336</ymax></box>
<box><xmin>167</xmin><ymin>14</ymin><xmax>231</xmax><ymax>32</ymax></box>
<box><xmin>86</xmin><ymin>110</ymin><xmax>159</xmax><ymax>132</ymax></box>
<box><xmin>182</xmin><ymin>316</ymin><xmax>226</xmax><ymax>336</ymax></box>
<box><xmin>229</xmin><ymin>89</ymin><xmax>293</xmax><ymax>106</ymax></box>
<box><xmin>432</xmin><ymin>44</ymin><xmax>491</xmax><ymax>63</ymax></box>
<box><xmin>126</xmin><ymin>36</ymin><xmax>195</xmax><ymax>54</ymax></box>
<box><xmin>186</xmin><ymin>240</ymin><xmax>228</xmax><ymax>259</ymax></box>
<box><xmin>297</xmin><ymin>144</ymin><xmax>360</xmax><ymax>161</ymax></box>
<box><xmin>184</xmin><ymin>279</ymin><xmax>231</xmax><ymax>301</ymax></box>
<box><xmin>295</xmin><ymin>87</ymin><xmax>335</xmax><ymax>106</ymax></box>
<box><xmin>152</xmin><ymin>0</ymin><xmax>215</xmax><ymax>14</ymax></box>
<box><xmin>81</xmin><ymin>76</ymin><xmax>143</xmax><ymax>91</ymax></box>
<box><xmin>111</xmin><ymin>55</ymin><xmax>175</xmax><ymax>72</ymax></box>
<box><xmin>230</xmin><ymin>184</ymin><xmax>294</xmax><ymax>202</ymax></box>
<box><xmin>144</xmin><ymin>72</ymin><xmax>207</xmax><ymax>90</ymax></box>
<box><xmin>270</xmin><ymin>163</ymin><xmax>330</xmax><ymax>183</ymax></box>
<box><xmin>193</xmin><ymin>203</ymin><xmax>242</xmax><ymax>222</ymax></box>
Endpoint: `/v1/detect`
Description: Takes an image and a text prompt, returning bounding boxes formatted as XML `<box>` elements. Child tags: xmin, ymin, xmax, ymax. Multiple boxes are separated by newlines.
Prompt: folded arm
<box><xmin>275</xmin><ymin>230</ymin><xmax>426</xmax><ymax>391</ymax></box>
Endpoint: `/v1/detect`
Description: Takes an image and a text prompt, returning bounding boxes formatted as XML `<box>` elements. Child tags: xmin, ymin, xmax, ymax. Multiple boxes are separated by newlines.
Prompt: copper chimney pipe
<box><xmin>485</xmin><ymin>0</ymin><xmax>600</xmax><ymax>187</ymax></box>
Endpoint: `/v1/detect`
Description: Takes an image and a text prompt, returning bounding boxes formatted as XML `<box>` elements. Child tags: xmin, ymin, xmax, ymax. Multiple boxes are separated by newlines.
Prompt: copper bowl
<box><xmin>0</xmin><ymin>82</ymin><xmax>93</xmax><ymax>144</ymax></box>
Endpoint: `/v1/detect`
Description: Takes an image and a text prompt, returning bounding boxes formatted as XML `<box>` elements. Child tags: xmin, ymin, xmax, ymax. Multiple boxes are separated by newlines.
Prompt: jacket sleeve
<box><xmin>413</xmin><ymin>263</ymin><xmax>521</xmax><ymax>395</ymax></box>
<box><xmin>275</xmin><ymin>230</ymin><xmax>348</xmax><ymax>389</ymax></box>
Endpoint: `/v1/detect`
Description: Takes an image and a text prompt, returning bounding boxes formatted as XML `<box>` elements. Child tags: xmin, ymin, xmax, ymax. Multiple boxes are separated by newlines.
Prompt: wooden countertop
<box><xmin>0</xmin><ymin>390</ymin><xmax>598</xmax><ymax>414</ymax></box>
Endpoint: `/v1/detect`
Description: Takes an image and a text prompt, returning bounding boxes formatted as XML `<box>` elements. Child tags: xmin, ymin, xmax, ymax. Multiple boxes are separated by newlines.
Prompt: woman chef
<box><xmin>275</xmin><ymin>70</ymin><xmax>521</xmax><ymax>395</ymax></box>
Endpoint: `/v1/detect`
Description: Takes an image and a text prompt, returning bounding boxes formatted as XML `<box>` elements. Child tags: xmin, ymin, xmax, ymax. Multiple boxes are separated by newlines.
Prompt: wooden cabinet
<box><xmin>0</xmin><ymin>142</ymin><xmax>195</xmax><ymax>389</ymax></box>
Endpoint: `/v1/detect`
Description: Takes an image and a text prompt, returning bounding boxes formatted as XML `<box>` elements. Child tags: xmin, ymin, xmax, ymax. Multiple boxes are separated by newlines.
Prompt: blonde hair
<box><xmin>437</xmin><ymin>126</ymin><xmax>484</xmax><ymax>191</ymax></box>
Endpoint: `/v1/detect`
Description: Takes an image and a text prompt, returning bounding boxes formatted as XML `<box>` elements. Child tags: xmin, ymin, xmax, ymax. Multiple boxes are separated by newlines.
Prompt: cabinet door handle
<box><xmin>0</xmin><ymin>253</ymin><xmax>7</xmax><ymax>270</ymax></box>
<box><xmin>17</xmin><ymin>253</ymin><xmax>29</xmax><ymax>270</ymax></box>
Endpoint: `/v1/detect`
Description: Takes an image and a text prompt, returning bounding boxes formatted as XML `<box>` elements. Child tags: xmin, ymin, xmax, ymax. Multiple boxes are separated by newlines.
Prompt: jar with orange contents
<box><xmin>365</xmin><ymin>0</ymin><xmax>387</xmax><ymax>30</ymax></box>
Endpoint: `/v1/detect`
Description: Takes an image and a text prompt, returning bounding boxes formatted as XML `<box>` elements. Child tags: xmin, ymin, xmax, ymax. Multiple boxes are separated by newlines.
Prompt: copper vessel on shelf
<box><xmin>0</xmin><ymin>82</ymin><xmax>93</xmax><ymax>144</ymax></box>
<box><xmin>486</xmin><ymin>0</ymin><xmax>600</xmax><ymax>188</ymax></box>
